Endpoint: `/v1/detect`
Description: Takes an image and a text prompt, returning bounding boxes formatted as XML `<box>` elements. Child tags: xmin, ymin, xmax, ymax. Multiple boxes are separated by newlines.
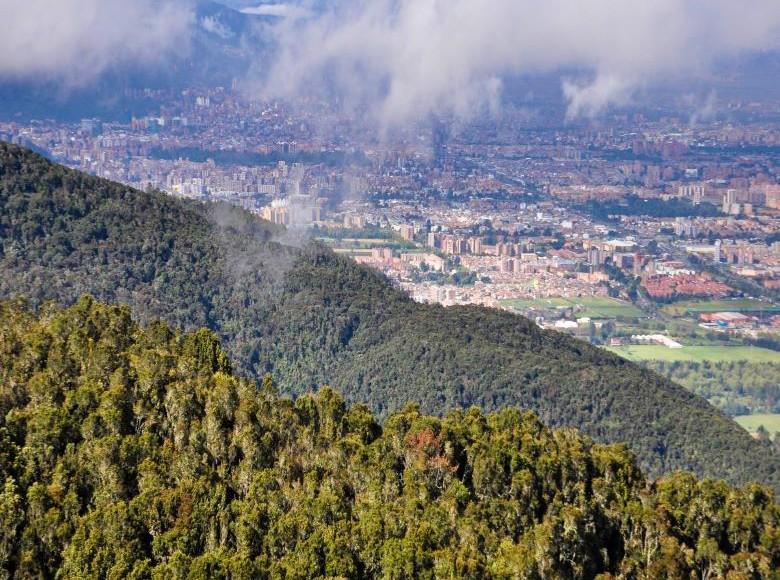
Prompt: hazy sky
<box><xmin>2</xmin><ymin>0</ymin><xmax>780</xmax><ymax>123</ymax></box>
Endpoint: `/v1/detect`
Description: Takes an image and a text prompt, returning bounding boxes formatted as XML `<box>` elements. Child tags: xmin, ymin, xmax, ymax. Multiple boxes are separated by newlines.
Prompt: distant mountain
<box><xmin>0</xmin><ymin>1</ymin><xmax>276</xmax><ymax>122</ymax></box>
<box><xmin>189</xmin><ymin>0</ymin><xmax>278</xmax><ymax>79</ymax></box>
<box><xmin>1</xmin><ymin>141</ymin><xmax>780</xmax><ymax>491</ymax></box>
<box><xmin>1</xmin><ymin>297</ymin><xmax>777</xmax><ymax>578</ymax></box>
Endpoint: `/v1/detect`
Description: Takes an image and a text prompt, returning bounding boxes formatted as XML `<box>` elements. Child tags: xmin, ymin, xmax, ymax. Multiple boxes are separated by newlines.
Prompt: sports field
<box><xmin>733</xmin><ymin>414</ymin><xmax>780</xmax><ymax>434</ymax></box>
<box><xmin>606</xmin><ymin>345</ymin><xmax>780</xmax><ymax>363</ymax></box>
<box><xmin>502</xmin><ymin>296</ymin><xmax>644</xmax><ymax>319</ymax></box>
<box><xmin>661</xmin><ymin>298</ymin><xmax>780</xmax><ymax>316</ymax></box>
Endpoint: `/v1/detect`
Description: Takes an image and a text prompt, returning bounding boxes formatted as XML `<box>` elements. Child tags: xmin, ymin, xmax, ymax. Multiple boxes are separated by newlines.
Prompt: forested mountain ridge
<box><xmin>1</xmin><ymin>141</ymin><xmax>779</xmax><ymax>491</ymax></box>
<box><xmin>0</xmin><ymin>298</ymin><xmax>778</xmax><ymax>578</ymax></box>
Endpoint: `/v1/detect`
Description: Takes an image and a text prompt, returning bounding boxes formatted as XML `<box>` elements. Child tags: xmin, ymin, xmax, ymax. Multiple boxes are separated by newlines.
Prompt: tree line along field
<box><xmin>642</xmin><ymin>360</ymin><xmax>780</xmax><ymax>417</ymax></box>
<box><xmin>501</xmin><ymin>296</ymin><xmax>645</xmax><ymax>319</ymax></box>
<box><xmin>606</xmin><ymin>345</ymin><xmax>780</xmax><ymax>363</ymax></box>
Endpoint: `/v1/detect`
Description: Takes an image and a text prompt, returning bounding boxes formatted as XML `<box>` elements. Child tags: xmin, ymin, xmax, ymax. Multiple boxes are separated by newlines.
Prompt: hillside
<box><xmin>0</xmin><ymin>298</ymin><xmax>778</xmax><ymax>578</ymax></box>
<box><xmin>1</xmin><ymin>141</ymin><xmax>779</xmax><ymax>490</ymax></box>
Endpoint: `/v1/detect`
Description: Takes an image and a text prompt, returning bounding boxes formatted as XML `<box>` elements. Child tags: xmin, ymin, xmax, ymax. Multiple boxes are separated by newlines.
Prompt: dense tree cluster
<box><xmin>578</xmin><ymin>195</ymin><xmax>721</xmax><ymax>220</ymax></box>
<box><xmin>149</xmin><ymin>147</ymin><xmax>370</xmax><ymax>168</ymax></box>
<box><xmin>647</xmin><ymin>360</ymin><xmax>780</xmax><ymax>416</ymax></box>
<box><xmin>1</xmin><ymin>298</ymin><xmax>778</xmax><ymax>579</ymax></box>
<box><xmin>1</xmin><ymin>142</ymin><xmax>779</xmax><ymax>491</ymax></box>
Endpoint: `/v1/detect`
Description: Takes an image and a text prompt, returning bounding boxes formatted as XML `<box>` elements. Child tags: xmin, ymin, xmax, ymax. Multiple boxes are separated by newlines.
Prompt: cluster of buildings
<box><xmin>350</xmin><ymin>249</ymin><xmax>445</xmax><ymax>277</ymax></box>
<box><xmin>684</xmin><ymin>240</ymin><xmax>780</xmax><ymax>290</ymax></box>
<box><xmin>641</xmin><ymin>273</ymin><xmax>733</xmax><ymax>300</ymax></box>
<box><xmin>425</xmin><ymin>232</ymin><xmax>532</xmax><ymax>258</ymax></box>
<box><xmin>260</xmin><ymin>194</ymin><xmax>326</xmax><ymax>226</ymax></box>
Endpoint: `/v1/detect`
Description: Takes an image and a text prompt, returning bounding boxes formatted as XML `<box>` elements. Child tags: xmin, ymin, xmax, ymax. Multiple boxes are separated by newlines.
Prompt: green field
<box><xmin>340</xmin><ymin>238</ymin><xmax>397</xmax><ymax>244</ymax></box>
<box><xmin>606</xmin><ymin>345</ymin><xmax>780</xmax><ymax>363</ymax></box>
<box><xmin>661</xmin><ymin>298</ymin><xmax>780</xmax><ymax>316</ymax></box>
<box><xmin>502</xmin><ymin>296</ymin><xmax>644</xmax><ymax>319</ymax></box>
<box><xmin>734</xmin><ymin>414</ymin><xmax>780</xmax><ymax>434</ymax></box>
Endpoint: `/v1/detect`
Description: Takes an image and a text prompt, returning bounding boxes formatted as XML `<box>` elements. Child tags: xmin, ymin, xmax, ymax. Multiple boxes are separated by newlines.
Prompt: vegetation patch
<box><xmin>643</xmin><ymin>360</ymin><xmax>780</xmax><ymax>416</ymax></box>
<box><xmin>607</xmin><ymin>345</ymin><xmax>780</xmax><ymax>363</ymax></box>
<box><xmin>661</xmin><ymin>298</ymin><xmax>780</xmax><ymax>316</ymax></box>
<box><xmin>502</xmin><ymin>296</ymin><xmax>645</xmax><ymax>319</ymax></box>
<box><xmin>0</xmin><ymin>297</ymin><xmax>778</xmax><ymax>579</ymax></box>
<box><xmin>734</xmin><ymin>414</ymin><xmax>780</xmax><ymax>434</ymax></box>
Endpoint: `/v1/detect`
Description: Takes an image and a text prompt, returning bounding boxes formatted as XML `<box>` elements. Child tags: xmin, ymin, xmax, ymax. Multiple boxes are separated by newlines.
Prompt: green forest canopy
<box><xmin>0</xmin><ymin>297</ymin><xmax>778</xmax><ymax>579</ymax></box>
<box><xmin>1</xmin><ymin>141</ymin><xmax>779</xmax><ymax>491</ymax></box>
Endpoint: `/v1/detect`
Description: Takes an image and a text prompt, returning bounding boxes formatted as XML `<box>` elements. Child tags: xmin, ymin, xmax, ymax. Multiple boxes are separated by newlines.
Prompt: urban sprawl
<box><xmin>3</xmin><ymin>88</ymin><xmax>779</xmax><ymax>380</ymax></box>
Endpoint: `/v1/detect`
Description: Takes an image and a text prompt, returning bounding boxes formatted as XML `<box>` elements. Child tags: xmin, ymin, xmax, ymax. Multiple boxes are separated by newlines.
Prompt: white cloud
<box><xmin>0</xmin><ymin>0</ymin><xmax>194</xmax><ymax>85</ymax></box>
<box><xmin>3</xmin><ymin>0</ymin><xmax>778</xmax><ymax>122</ymax></box>
<box><xmin>259</xmin><ymin>0</ymin><xmax>780</xmax><ymax>124</ymax></box>
<box><xmin>201</xmin><ymin>15</ymin><xmax>234</xmax><ymax>39</ymax></box>
<box><xmin>240</xmin><ymin>3</ymin><xmax>311</xmax><ymax>19</ymax></box>
<box><xmin>562</xmin><ymin>75</ymin><xmax>635</xmax><ymax>120</ymax></box>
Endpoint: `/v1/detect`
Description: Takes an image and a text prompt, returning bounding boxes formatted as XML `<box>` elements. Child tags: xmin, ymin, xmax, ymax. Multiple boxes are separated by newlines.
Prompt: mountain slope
<box><xmin>0</xmin><ymin>141</ymin><xmax>779</xmax><ymax>490</ymax></box>
<box><xmin>0</xmin><ymin>298</ymin><xmax>777</xmax><ymax>578</ymax></box>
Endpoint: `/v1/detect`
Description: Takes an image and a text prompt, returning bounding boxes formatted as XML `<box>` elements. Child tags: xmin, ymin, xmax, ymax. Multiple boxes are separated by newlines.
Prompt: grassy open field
<box><xmin>501</xmin><ymin>297</ymin><xmax>570</xmax><ymax>310</ymax></box>
<box><xmin>502</xmin><ymin>296</ymin><xmax>645</xmax><ymax>319</ymax></box>
<box><xmin>661</xmin><ymin>298</ymin><xmax>780</xmax><ymax>316</ymax></box>
<box><xmin>734</xmin><ymin>414</ymin><xmax>780</xmax><ymax>434</ymax></box>
<box><xmin>340</xmin><ymin>238</ymin><xmax>397</xmax><ymax>244</ymax></box>
<box><xmin>606</xmin><ymin>345</ymin><xmax>780</xmax><ymax>363</ymax></box>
